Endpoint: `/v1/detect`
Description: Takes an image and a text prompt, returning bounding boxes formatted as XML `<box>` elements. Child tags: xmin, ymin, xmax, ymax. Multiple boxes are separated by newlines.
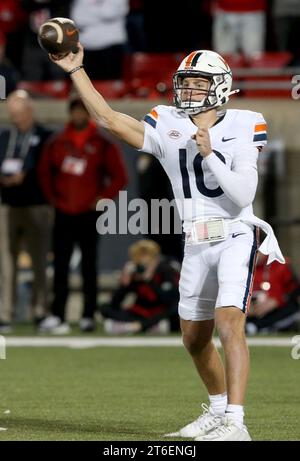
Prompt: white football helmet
<box><xmin>173</xmin><ymin>50</ymin><xmax>234</xmax><ymax>115</ymax></box>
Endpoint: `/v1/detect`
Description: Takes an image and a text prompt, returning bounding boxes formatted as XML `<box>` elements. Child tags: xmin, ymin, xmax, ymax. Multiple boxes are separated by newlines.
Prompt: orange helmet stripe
<box><xmin>184</xmin><ymin>51</ymin><xmax>198</xmax><ymax>69</ymax></box>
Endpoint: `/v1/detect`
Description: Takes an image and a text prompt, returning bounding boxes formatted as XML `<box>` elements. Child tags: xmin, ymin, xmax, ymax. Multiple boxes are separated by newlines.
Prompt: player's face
<box><xmin>181</xmin><ymin>77</ymin><xmax>210</xmax><ymax>102</ymax></box>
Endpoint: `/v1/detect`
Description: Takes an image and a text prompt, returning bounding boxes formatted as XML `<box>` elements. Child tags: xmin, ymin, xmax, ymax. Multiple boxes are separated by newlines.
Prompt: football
<box><xmin>37</xmin><ymin>17</ymin><xmax>79</xmax><ymax>58</ymax></box>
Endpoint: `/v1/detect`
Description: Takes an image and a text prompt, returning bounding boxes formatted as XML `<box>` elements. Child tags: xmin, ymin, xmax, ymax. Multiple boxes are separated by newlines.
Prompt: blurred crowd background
<box><xmin>0</xmin><ymin>0</ymin><xmax>300</xmax><ymax>335</ymax></box>
<box><xmin>0</xmin><ymin>0</ymin><xmax>300</xmax><ymax>85</ymax></box>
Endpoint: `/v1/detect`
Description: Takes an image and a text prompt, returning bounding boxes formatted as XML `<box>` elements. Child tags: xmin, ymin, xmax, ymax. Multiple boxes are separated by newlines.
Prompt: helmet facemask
<box><xmin>173</xmin><ymin>69</ymin><xmax>233</xmax><ymax>115</ymax></box>
<box><xmin>172</xmin><ymin>50</ymin><xmax>236</xmax><ymax>115</ymax></box>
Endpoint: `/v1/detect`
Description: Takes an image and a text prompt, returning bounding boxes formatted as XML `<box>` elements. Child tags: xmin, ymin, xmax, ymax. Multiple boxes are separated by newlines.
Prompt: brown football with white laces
<box><xmin>38</xmin><ymin>17</ymin><xmax>79</xmax><ymax>59</ymax></box>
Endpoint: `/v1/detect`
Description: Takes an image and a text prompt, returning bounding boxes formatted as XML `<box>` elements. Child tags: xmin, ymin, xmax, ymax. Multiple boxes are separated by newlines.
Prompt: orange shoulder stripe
<box><xmin>150</xmin><ymin>109</ymin><xmax>158</xmax><ymax>119</ymax></box>
<box><xmin>255</xmin><ymin>123</ymin><xmax>267</xmax><ymax>132</ymax></box>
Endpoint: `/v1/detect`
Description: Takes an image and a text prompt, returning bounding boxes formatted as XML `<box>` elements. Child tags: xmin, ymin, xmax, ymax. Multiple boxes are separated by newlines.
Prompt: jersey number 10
<box><xmin>179</xmin><ymin>149</ymin><xmax>225</xmax><ymax>199</ymax></box>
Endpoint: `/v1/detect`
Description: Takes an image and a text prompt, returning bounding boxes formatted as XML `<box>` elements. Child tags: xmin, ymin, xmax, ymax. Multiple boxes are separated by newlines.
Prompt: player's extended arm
<box><xmin>50</xmin><ymin>43</ymin><xmax>145</xmax><ymax>149</ymax></box>
<box><xmin>203</xmin><ymin>147</ymin><xmax>258</xmax><ymax>208</ymax></box>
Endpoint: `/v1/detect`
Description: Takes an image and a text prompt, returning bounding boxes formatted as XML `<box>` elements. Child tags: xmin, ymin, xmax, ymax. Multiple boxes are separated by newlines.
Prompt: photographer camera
<box><xmin>99</xmin><ymin>240</ymin><xmax>180</xmax><ymax>334</ymax></box>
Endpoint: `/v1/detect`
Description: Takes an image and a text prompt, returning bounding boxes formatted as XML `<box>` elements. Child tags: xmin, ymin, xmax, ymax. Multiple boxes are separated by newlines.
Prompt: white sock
<box><xmin>225</xmin><ymin>404</ymin><xmax>244</xmax><ymax>428</ymax></box>
<box><xmin>208</xmin><ymin>392</ymin><xmax>227</xmax><ymax>416</ymax></box>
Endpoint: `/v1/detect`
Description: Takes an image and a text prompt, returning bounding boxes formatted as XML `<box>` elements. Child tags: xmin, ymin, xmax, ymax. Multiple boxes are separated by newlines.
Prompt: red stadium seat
<box><xmin>242</xmin><ymin>82</ymin><xmax>291</xmax><ymax>98</ymax></box>
<box><xmin>242</xmin><ymin>52</ymin><xmax>293</xmax><ymax>97</ymax></box>
<box><xmin>247</xmin><ymin>52</ymin><xmax>292</xmax><ymax>68</ymax></box>
<box><xmin>222</xmin><ymin>54</ymin><xmax>246</xmax><ymax>69</ymax></box>
<box><xmin>17</xmin><ymin>80</ymin><xmax>70</xmax><ymax>99</ymax></box>
<box><xmin>128</xmin><ymin>77</ymin><xmax>173</xmax><ymax>99</ymax></box>
<box><xmin>126</xmin><ymin>52</ymin><xmax>184</xmax><ymax>81</ymax></box>
<box><xmin>92</xmin><ymin>80</ymin><xmax>129</xmax><ymax>98</ymax></box>
<box><xmin>17</xmin><ymin>52</ymin><xmax>294</xmax><ymax>100</ymax></box>
<box><xmin>125</xmin><ymin>53</ymin><xmax>185</xmax><ymax>99</ymax></box>
<box><xmin>19</xmin><ymin>80</ymin><xmax>129</xmax><ymax>100</ymax></box>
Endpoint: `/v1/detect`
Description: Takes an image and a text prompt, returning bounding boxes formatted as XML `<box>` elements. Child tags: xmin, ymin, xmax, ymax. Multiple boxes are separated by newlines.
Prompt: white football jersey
<box><xmin>140</xmin><ymin>106</ymin><xmax>267</xmax><ymax>232</ymax></box>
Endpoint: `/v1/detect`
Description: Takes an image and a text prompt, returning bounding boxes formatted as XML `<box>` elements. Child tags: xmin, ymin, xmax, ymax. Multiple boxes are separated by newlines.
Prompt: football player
<box><xmin>50</xmin><ymin>46</ymin><xmax>285</xmax><ymax>441</ymax></box>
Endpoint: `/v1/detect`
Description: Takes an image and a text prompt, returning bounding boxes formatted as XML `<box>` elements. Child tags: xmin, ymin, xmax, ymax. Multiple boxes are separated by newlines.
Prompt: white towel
<box><xmin>240</xmin><ymin>215</ymin><xmax>285</xmax><ymax>265</ymax></box>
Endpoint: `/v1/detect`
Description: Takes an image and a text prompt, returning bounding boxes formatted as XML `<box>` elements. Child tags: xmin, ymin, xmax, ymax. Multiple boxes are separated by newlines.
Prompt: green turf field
<box><xmin>0</xmin><ymin>344</ymin><xmax>299</xmax><ymax>441</ymax></box>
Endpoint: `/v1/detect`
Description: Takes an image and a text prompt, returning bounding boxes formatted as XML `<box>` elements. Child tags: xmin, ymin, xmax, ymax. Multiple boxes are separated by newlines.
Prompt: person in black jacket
<box><xmin>99</xmin><ymin>239</ymin><xmax>180</xmax><ymax>334</ymax></box>
<box><xmin>0</xmin><ymin>90</ymin><xmax>52</xmax><ymax>329</ymax></box>
<box><xmin>0</xmin><ymin>31</ymin><xmax>19</xmax><ymax>96</ymax></box>
<box><xmin>21</xmin><ymin>0</ymin><xmax>73</xmax><ymax>80</ymax></box>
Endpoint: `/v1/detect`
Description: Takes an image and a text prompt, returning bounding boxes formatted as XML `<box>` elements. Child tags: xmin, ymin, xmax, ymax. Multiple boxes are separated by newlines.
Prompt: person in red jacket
<box><xmin>246</xmin><ymin>252</ymin><xmax>300</xmax><ymax>334</ymax></box>
<box><xmin>0</xmin><ymin>0</ymin><xmax>27</xmax><ymax>70</ymax></box>
<box><xmin>38</xmin><ymin>97</ymin><xmax>128</xmax><ymax>333</ymax></box>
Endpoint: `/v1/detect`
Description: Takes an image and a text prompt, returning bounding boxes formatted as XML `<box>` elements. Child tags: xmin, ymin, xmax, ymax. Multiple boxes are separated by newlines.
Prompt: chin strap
<box><xmin>228</xmin><ymin>89</ymin><xmax>240</xmax><ymax>97</ymax></box>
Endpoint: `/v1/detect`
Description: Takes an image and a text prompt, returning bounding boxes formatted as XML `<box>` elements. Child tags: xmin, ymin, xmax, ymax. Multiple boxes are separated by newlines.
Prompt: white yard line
<box><xmin>3</xmin><ymin>336</ymin><xmax>295</xmax><ymax>349</ymax></box>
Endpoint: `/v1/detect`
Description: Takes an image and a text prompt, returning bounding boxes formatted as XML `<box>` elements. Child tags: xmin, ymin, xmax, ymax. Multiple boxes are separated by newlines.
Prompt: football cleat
<box><xmin>38</xmin><ymin>315</ymin><xmax>61</xmax><ymax>332</ymax></box>
<box><xmin>79</xmin><ymin>318</ymin><xmax>96</xmax><ymax>332</ymax></box>
<box><xmin>195</xmin><ymin>415</ymin><xmax>251</xmax><ymax>441</ymax></box>
<box><xmin>164</xmin><ymin>403</ymin><xmax>222</xmax><ymax>438</ymax></box>
<box><xmin>38</xmin><ymin>316</ymin><xmax>71</xmax><ymax>335</ymax></box>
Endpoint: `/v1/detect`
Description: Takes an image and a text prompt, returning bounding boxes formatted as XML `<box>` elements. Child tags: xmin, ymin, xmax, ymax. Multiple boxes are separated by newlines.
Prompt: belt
<box><xmin>185</xmin><ymin>217</ymin><xmax>242</xmax><ymax>245</ymax></box>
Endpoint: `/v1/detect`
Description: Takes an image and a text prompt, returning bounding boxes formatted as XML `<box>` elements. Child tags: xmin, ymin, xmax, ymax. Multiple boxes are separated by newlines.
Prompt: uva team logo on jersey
<box><xmin>168</xmin><ymin>130</ymin><xmax>182</xmax><ymax>139</ymax></box>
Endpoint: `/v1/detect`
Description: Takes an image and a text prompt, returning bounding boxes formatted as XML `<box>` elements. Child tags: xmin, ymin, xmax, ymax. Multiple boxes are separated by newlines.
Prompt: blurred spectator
<box><xmin>0</xmin><ymin>202</ymin><xmax>12</xmax><ymax>333</ymax></box>
<box><xmin>21</xmin><ymin>0</ymin><xmax>72</xmax><ymax>80</ymax></box>
<box><xmin>212</xmin><ymin>0</ymin><xmax>267</xmax><ymax>57</ymax></box>
<box><xmin>38</xmin><ymin>97</ymin><xmax>128</xmax><ymax>334</ymax></box>
<box><xmin>0</xmin><ymin>30</ymin><xmax>20</xmax><ymax>96</ymax></box>
<box><xmin>100</xmin><ymin>239</ymin><xmax>180</xmax><ymax>334</ymax></box>
<box><xmin>0</xmin><ymin>90</ymin><xmax>52</xmax><ymax>331</ymax></box>
<box><xmin>126</xmin><ymin>0</ymin><xmax>145</xmax><ymax>52</ymax></box>
<box><xmin>144</xmin><ymin>1</ymin><xmax>209</xmax><ymax>52</ymax></box>
<box><xmin>71</xmin><ymin>0</ymin><xmax>129</xmax><ymax>80</ymax></box>
<box><xmin>273</xmin><ymin>0</ymin><xmax>300</xmax><ymax>60</ymax></box>
<box><xmin>0</xmin><ymin>0</ymin><xmax>27</xmax><ymax>70</ymax></box>
<box><xmin>0</xmin><ymin>0</ymin><xmax>26</xmax><ymax>36</ymax></box>
<box><xmin>246</xmin><ymin>252</ymin><xmax>300</xmax><ymax>334</ymax></box>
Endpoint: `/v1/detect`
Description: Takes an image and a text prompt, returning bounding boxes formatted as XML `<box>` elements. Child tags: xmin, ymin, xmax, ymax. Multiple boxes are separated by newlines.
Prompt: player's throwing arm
<box><xmin>37</xmin><ymin>17</ymin><xmax>145</xmax><ymax>150</ymax></box>
<box><xmin>53</xmin><ymin>43</ymin><xmax>144</xmax><ymax>149</ymax></box>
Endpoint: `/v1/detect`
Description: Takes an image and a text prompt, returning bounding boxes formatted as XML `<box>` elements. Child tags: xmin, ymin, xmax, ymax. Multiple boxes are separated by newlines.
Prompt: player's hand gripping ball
<box><xmin>38</xmin><ymin>17</ymin><xmax>79</xmax><ymax>60</ymax></box>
